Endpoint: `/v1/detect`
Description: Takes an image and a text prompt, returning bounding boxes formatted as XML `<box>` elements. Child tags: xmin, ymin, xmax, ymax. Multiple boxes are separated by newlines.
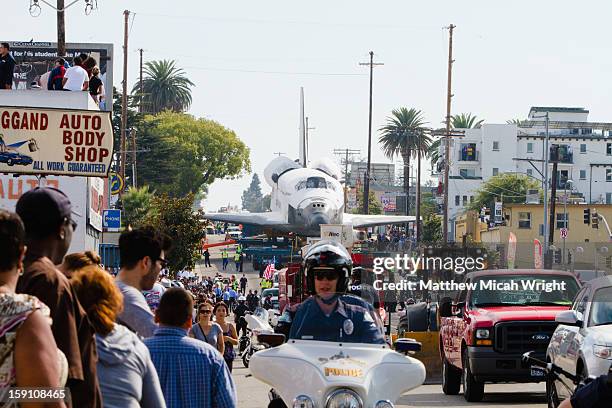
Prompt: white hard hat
<box><xmin>238</xmin><ymin>296</ymin><xmax>246</xmax><ymax>301</ymax></box>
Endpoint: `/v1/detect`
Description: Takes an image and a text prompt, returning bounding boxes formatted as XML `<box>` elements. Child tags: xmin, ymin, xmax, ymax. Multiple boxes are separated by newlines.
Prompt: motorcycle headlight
<box><xmin>293</xmin><ymin>395</ymin><xmax>314</xmax><ymax>408</ymax></box>
<box><xmin>374</xmin><ymin>400</ymin><xmax>394</xmax><ymax>408</ymax></box>
<box><xmin>593</xmin><ymin>345</ymin><xmax>612</xmax><ymax>360</ymax></box>
<box><xmin>326</xmin><ymin>389</ymin><xmax>363</xmax><ymax>408</ymax></box>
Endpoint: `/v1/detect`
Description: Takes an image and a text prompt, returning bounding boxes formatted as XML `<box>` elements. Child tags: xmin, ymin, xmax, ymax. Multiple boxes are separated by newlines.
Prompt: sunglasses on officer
<box><xmin>313</xmin><ymin>268</ymin><xmax>340</xmax><ymax>281</ymax></box>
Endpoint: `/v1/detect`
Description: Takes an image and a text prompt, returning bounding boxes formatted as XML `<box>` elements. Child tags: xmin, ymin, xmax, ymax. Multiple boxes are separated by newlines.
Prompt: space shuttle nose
<box><xmin>309</xmin><ymin>213</ymin><xmax>330</xmax><ymax>228</ymax></box>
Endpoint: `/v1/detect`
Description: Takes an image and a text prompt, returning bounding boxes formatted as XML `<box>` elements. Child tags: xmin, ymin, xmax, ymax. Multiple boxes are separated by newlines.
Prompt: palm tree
<box><xmin>379</xmin><ymin>108</ymin><xmax>430</xmax><ymax>239</ymax></box>
<box><xmin>451</xmin><ymin>112</ymin><xmax>484</xmax><ymax>129</ymax></box>
<box><xmin>506</xmin><ymin>118</ymin><xmax>524</xmax><ymax>126</ymax></box>
<box><xmin>427</xmin><ymin>137</ymin><xmax>442</xmax><ymax>170</ymax></box>
<box><xmin>132</xmin><ymin>60</ymin><xmax>195</xmax><ymax>114</ymax></box>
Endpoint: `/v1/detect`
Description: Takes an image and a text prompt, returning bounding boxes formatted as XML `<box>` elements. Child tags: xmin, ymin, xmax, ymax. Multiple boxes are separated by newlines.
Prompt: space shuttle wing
<box><xmin>343</xmin><ymin>213</ymin><xmax>416</xmax><ymax>228</ymax></box>
<box><xmin>202</xmin><ymin>211</ymin><xmax>286</xmax><ymax>226</ymax></box>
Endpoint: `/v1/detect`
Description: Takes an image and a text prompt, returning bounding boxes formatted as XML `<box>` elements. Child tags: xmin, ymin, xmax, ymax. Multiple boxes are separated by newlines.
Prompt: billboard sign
<box><xmin>8</xmin><ymin>41</ymin><xmax>113</xmax><ymax>111</ymax></box>
<box><xmin>103</xmin><ymin>209</ymin><xmax>121</xmax><ymax>232</ymax></box>
<box><xmin>381</xmin><ymin>193</ymin><xmax>397</xmax><ymax>212</ymax></box>
<box><xmin>0</xmin><ymin>107</ymin><xmax>113</xmax><ymax>177</ymax></box>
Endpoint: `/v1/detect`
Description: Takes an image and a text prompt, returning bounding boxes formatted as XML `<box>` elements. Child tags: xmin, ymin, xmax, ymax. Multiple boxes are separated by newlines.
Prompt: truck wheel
<box><xmin>442</xmin><ymin>358</ymin><xmax>461</xmax><ymax>395</ymax></box>
<box><xmin>462</xmin><ymin>350</ymin><xmax>484</xmax><ymax>402</ymax></box>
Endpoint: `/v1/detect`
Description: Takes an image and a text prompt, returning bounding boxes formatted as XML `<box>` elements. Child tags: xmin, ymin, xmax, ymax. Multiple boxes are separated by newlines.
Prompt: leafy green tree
<box><xmin>452</xmin><ymin>113</ymin><xmax>484</xmax><ymax>129</ymax></box>
<box><xmin>111</xmin><ymin>87</ymin><xmax>143</xmax><ymax>172</ymax></box>
<box><xmin>422</xmin><ymin>214</ymin><xmax>443</xmax><ymax>244</ymax></box>
<box><xmin>122</xmin><ymin>186</ymin><xmax>154</xmax><ymax>228</ymax></box>
<box><xmin>506</xmin><ymin>119</ymin><xmax>525</xmax><ymax>125</ymax></box>
<box><xmin>469</xmin><ymin>173</ymin><xmax>540</xmax><ymax>212</ymax></box>
<box><xmin>137</xmin><ymin>111</ymin><xmax>251</xmax><ymax>197</ymax></box>
<box><xmin>146</xmin><ymin>193</ymin><xmax>206</xmax><ymax>273</ymax></box>
<box><xmin>132</xmin><ymin>60</ymin><xmax>195</xmax><ymax>114</ymax></box>
<box><xmin>419</xmin><ymin>191</ymin><xmax>438</xmax><ymax>218</ymax></box>
<box><xmin>353</xmin><ymin>191</ymin><xmax>382</xmax><ymax>215</ymax></box>
<box><xmin>241</xmin><ymin>174</ymin><xmax>264</xmax><ymax>212</ymax></box>
<box><xmin>379</xmin><ymin>108</ymin><xmax>430</xmax><ymax>217</ymax></box>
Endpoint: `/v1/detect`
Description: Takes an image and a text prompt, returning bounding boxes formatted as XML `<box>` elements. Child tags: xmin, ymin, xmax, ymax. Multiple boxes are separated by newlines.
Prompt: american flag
<box><xmin>263</xmin><ymin>257</ymin><xmax>276</xmax><ymax>280</ymax></box>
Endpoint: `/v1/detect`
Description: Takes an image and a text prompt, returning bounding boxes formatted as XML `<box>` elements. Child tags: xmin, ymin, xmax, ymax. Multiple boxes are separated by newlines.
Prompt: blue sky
<box><xmin>6</xmin><ymin>0</ymin><xmax>612</xmax><ymax>210</ymax></box>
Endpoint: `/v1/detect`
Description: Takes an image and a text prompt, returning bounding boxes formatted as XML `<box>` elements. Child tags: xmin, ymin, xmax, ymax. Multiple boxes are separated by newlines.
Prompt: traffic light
<box><xmin>554</xmin><ymin>249</ymin><xmax>562</xmax><ymax>264</ymax></box>
<box><xmin>583</xmin><ymin>208</ymin><xmax>590</xmax><ymax>224</ymax></box>
<box><xmin>592</xmin><ymin>210</ymin><xmax>599</xmax><ymax>229</ymax></box>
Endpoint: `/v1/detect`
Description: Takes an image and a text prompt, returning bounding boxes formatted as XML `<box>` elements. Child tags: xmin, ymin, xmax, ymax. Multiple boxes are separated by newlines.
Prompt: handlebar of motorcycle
<box><xmin>522</xmin><ymin>351</ymin><xmax>579</xmax><ymax>384</ymax></box>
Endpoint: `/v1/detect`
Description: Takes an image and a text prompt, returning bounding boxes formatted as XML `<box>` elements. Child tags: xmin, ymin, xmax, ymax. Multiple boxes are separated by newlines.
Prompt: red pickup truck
<box><xmin>439</xmin><ymin>269</ymin><xmax>580</xmax><ymax>402</ymax></box>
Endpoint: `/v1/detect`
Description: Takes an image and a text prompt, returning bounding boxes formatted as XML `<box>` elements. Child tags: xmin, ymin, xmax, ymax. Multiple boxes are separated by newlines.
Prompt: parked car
<box><xmin>439</xmin><ymin>269</ymin><xmax>581</xmax><ymax>402</ymax></box>
<box><xmin>546</xmin><ymin>275</ymin><xmax>612</xmax><ymax>407</ymax></box>
<box><xmin>0</xmin><ymin>151</ymin><xmax>33</xmax><ymax>166</ymax></box>
<box><xmin>260</xmin><ymin>287</ymin><xmax>279</xmax><ymax>309</ymax></box>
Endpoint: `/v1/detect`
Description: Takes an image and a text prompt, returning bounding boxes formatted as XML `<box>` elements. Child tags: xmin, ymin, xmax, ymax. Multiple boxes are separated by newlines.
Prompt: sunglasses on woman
<box><xmin>199</xmin><ymin>309</ymin><xmax>212</xmax><ymax>314</ymax></box>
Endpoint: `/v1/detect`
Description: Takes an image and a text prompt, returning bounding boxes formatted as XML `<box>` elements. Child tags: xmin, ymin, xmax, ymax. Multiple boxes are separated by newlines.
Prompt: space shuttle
<box><xmin>203</xmin><ymin>88</ymin><xmax>415</xmax><ymax>237</ymax></box>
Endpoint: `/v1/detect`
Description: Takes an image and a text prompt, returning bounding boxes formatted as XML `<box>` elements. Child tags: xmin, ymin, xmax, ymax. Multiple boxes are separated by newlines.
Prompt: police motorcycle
<box><xmin>241</xmin><ymin>307</ymin><xmax>274</xmax><ymax>368</ymax></box>
<box><xmin>521</xmin><ymin>351</ymin><xmax>605</xmax><ymax>408</ymax></box>
<box><xmin>249</xmin><ymin>241</ymin><xmax>426</xmax><ymax>408</ymax></box>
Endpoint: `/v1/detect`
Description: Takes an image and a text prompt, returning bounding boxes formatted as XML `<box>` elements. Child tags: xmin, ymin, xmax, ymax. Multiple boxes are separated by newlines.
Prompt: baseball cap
<box><xmin>16</xmin><ymin>187</ymin><xmax>75</xmax><ymax>237</ymax></box>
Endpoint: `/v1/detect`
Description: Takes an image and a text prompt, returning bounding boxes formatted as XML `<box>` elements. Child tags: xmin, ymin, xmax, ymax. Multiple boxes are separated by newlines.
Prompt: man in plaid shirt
<box><xmin>145</xmin><ymin>288</ymin><xmax>237</xmax><ymax>408</ymax></box>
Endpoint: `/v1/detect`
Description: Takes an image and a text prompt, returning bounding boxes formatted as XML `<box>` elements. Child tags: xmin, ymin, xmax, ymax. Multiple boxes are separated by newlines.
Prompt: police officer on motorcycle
<box><xmin>559</xmin><ymin>365</ymin><xmax>612</xmax><ymax>408</ymax></box>
<box><xmin>287</xmin><ymin>240</ymin><xmax>385</xmax><ymax>344</ymax></box>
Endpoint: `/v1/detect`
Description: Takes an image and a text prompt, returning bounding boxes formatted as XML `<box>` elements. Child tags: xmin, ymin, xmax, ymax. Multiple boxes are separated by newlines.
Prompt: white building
<box><xmin>438</xmin><ymin>107</ymin><xmax>612</xmax><ymax>240</ymax></box>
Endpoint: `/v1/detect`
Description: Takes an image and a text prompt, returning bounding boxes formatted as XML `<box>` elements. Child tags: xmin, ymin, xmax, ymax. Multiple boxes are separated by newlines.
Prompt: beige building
<box><xmin>478</xmin><ymin>203</ymin><xmax>612</xmax><ymax>272</ymax></box>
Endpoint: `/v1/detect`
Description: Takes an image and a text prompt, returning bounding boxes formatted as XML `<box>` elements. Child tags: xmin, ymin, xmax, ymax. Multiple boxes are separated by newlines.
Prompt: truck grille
<box><xmin>494</xmin><ymin>321</ymin><xmax>558</xmax><ymax>354</ymax></box>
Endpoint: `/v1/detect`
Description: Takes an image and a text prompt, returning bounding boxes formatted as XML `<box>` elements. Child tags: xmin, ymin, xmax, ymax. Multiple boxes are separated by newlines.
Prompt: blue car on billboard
<box><xmin>0</xmin><ymin>151</ymin><xmax>34</xmax><ymax>166</ymax></box>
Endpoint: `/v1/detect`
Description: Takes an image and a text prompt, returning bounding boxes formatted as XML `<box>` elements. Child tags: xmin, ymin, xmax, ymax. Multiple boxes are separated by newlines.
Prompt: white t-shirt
<box><xmin>63</xmin><ymin>65</ymin><xmax>88</xmax><ymax>91</ymax></box>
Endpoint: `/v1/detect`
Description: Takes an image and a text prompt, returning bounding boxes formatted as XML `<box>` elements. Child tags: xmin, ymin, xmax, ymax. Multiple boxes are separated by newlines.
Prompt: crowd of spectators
<box><xmin>0</xmin><ymin>44</ymin><xmax>106</xmax><ymax>109</ymax></box>
<box><xmin>0</xmin><ymin>187</ymin><xmax>238</xmax><ymax>407</ymax></box>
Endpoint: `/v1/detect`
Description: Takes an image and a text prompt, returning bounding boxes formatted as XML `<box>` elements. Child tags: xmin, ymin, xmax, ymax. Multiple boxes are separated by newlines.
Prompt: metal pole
<box><xmin>139</xmin><ymin>48</ymin><xmax>144</xmax><ymax>113</ymax></box>
<box><xmin>57</xmin><ymin>0</ymin><xmax>66</xmax><ymax>57</ymax></box>
<box><xmin>563</xmin><ymin>183</ymin><xmax>567</xmax><ymax>267</ymax></box>
<box><xmin>443</xmin><ymin>24</ymin><xmax>455</xmax><ymax>244</ymax></box>
<box><xmin>363</xmin><ymin>51</ymin><xmax>374</xmax><ymax>215</ymax></box>
<box><xmin>543</xmin><ymin>113</ymin><xmax>550</xmax><ymax>254</ymax></box>
<box><xmin>120</xmin><ymin>10</ymin><xmax>129</xmax><ymax>193</ymax></box>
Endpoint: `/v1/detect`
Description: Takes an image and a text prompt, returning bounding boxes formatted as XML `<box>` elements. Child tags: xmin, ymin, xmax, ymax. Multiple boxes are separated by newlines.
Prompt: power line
<box><xmin>184</xmin><ymin>66</ymin><xmax>365</xmax><ymax>76</ymax></box>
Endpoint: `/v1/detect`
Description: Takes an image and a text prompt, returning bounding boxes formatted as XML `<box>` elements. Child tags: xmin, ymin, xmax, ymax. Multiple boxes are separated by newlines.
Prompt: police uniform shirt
<box><xmin>289</xmin><ymin>295</ymin><xmax>385</xmax><ymax>344</ymax></box>
<box><xmin>570</xmin><ymin>375</ymin><xmax>612</xmax><ymax>408</ymax></box>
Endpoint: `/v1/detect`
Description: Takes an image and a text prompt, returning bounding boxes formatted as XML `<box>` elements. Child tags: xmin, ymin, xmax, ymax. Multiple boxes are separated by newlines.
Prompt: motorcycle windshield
<box><xmin>253</xmin><ymin>307</ymin><xmax>269</xmax><ymax>323</ymax></box>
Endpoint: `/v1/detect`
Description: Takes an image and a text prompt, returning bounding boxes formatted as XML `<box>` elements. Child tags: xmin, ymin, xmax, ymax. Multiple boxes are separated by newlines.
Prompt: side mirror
<box><xmin>271</xmin><ymin>174</ymin><xmax>279</xmax><ymax>183</ymax></box>
<box><xmin>555</xmin><ymin>310</ymin><xmax>583</xmax><ymax>327</ymax></box>
<box><xmin>439</xmin><ymin>297</ymin><xmax>453</xmax><ymax>318</ymax></box>
<box><xmin>394</xmin><ymin>338</ymin><xmax>422</xmax><ymax>354</ymax></box>
<box><xmin>257</xmin><ymin>333</ymin><xmax>285</xmax><ymax>347</ymax></box>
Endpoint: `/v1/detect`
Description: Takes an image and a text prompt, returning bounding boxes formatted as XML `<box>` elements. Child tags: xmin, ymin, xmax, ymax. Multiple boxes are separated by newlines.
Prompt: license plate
<box><xmin>530</xmin><ymin>368</ymin><xmax>545</xmax><ymax>377</ymax></box>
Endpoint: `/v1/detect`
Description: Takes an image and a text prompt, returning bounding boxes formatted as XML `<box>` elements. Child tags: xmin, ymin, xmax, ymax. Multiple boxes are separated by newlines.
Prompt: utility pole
<box><xmin>120</xmin><ymin>10</ymin><xmax>130</xmax><ymax>193</ymax></box>
<box><xmin>548</xmin><ymin>145</ymin><xmax>559</xmax><ymax>262</ymax></box>
<box><xmin>442</xmin><ymin>24</ymin><xmax>455</xmax><ymax>243</ymax></box>
<box><xmin>131</xmin><ymin>129</ymin><xmax>137</xmax><ymax>188</ymax></box>
<box><xmin>138</xmin><ymin>48</ymin><xmax>144</xmax><ymax>113</ymax></box>
<box><xmin>57</xmin><ymin>0</ymin><xmax>66</xmax><ymax>56</ymax></box>
<box><xmin>359</xmin><ymin>51</ymin><xmax>384</xmax><ymax>214</ymax></box>
<box><xmin>334</xmin><ymin>148</ymin><xmax>361</xmax><ymax>210</ymax></box>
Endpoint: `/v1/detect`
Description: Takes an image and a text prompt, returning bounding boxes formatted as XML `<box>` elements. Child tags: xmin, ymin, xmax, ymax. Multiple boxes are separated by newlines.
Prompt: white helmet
<box><xmin>238</xmin><ymin>296</ymin><xmax>246</xmax><ymax>301</ymax></box>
